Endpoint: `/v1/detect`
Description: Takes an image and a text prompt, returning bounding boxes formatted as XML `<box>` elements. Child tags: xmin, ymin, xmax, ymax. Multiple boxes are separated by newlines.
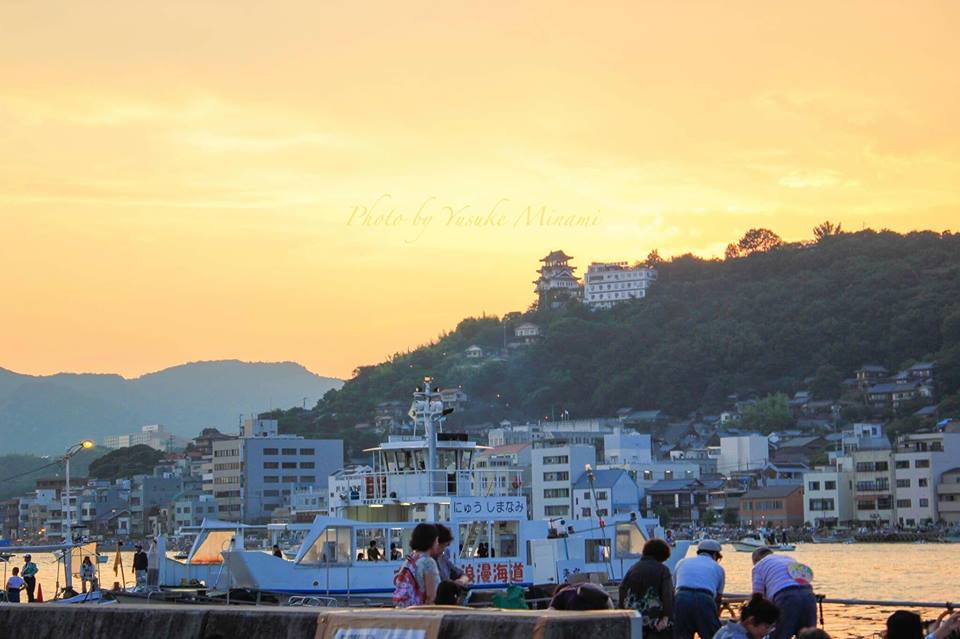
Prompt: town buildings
<box><xmin>104</xmin><ymin>424</ymin><xmax>190</xmax><ymax>452</ymax></box>
<box><xmin>739</xmin><ymin>485</ymin><xmax>804</xmax><ymax>527</ymax></box>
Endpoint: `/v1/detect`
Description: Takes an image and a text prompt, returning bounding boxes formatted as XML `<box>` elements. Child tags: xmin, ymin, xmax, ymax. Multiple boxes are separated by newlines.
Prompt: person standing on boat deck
<box><xmin>393</xmin><ymin>523</ymin><xmax>441</xmax><ymax>607</ymax></box>
<box><xmin>80</xmin><ymin>556</ymin><xmax>97</xmax><ymax>593</ymax></box>
<box><xmin>132</xmin><ymin>544</ymin><xmax>149</xmax><ymax>590</ymax></box>
<box><xmin>435</xmin><ymin>524</ymin><xmax>469</xmax><ymax>586</ymax></box>
<box><xmin>619</xmin><ymin>538</ymin><xmax>674</xmax><ymax>639</ymax></box>
<box><xmin>6</xmin><ymin>566</ymin><xmax>25</xmax><ymax>603</ymax></box>
<box><xmin>751</xmin><ymin>547</ymin><xmax>815</xmax><ymax>639</ymax></box>
<box><xmin>673</xmin><ymin>539</ymin><xmax>725</xmax><ymax>639</ymax></box>
<box><xmin>21</xmin><ymin>554</ymin><xmax>38</xmax><ymax>602</ymax></box>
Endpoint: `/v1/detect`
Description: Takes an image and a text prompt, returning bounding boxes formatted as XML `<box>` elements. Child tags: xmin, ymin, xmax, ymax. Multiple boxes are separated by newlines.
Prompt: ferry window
<box><xmin>400</xmin><ymin>451</ymin><xmax>414</xmax><ymax>472</ymax></box>
<box><xmin>413</xmin><ymin>450</ymin><xmax>426</xmax><ymax>471</ymax></box>
<box><xmin>439</xmin><ymin>450</ymin><xmax>457</xmax><ymax>471</ymax></box>
<box><xmin>356</xmin><ymin>528</ymin><xmax>387</xmax><ymax>560</ymax></box>
<box><xmin>301</xmin><ymin>527</ymin><xmax>351</xmax><ymax>565</ymax></box>
<box><xmin>615</xmin><ymin>524</ymin><xmax>644</xmax><ymax>558</ymax></box>
<box><xmin>384</xmin><ymin>452</ymin><xmax>398</xmax><ymax>473</ymax></box>
<box><xmin>458</xmin><ymin>522</ymin><xmax>489</xmax><ymax>558</ymax></box>
<box><xmin>492</xmin><ymin>521</ymin><xmax>518</xmax><ymax>558</ymax></box>
<box><xmin>585</xmin><ymin>538</ymin><xmax>611</xmax><ymax>563</ymax></box>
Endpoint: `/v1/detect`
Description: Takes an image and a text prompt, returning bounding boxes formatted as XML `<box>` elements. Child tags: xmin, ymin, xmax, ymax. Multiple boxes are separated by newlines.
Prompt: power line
<box><xmin>0</xmin><ymin>458</ymin><xmax>64</xmax><ymax>484</ymax></box>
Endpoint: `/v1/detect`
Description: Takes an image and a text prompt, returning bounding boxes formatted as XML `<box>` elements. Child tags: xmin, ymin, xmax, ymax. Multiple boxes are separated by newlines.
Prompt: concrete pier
<box><xmin>0</xmin><ymin>604</ymin><xmax>642</xmax><ymax>638</ymax></box>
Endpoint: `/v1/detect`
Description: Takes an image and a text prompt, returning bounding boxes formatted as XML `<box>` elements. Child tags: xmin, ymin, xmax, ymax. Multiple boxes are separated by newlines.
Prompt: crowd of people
<box><xmin>3</xmin><ymin>543</ymin><xmax>153</xmax><ymax>602</ymax></box>
<box><xmin>390</xmin><ymin>530</ymin><xmax>960</xmax><ymax>639</ymax></box>
<box><xmin>615</xmin><ymin>538</ymin><xmax>960</xmax><ymax>639</ymax></box>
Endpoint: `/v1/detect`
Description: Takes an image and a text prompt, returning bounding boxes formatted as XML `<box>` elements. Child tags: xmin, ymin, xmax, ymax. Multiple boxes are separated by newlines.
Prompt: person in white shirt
<box><xmin>751</xmin><ymin>547</ymin><xmax>816</xmax><ymax>639</ymax></box>
<box><xmin>6</xmin><ymin>566</ymin><xmax>25</xmax><ymax>603</ymax></box>
<box><xmin>673</xmin><ymin>539</ymin><xmax>726</xmax><ymax>639</ymax></box>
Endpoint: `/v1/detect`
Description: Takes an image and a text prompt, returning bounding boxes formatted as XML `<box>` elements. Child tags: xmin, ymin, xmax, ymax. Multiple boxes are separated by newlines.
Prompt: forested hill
<box><xmin>268</xmin><ymin>229</ymin><xmax>960</xmax><ymax>456</ymax></box>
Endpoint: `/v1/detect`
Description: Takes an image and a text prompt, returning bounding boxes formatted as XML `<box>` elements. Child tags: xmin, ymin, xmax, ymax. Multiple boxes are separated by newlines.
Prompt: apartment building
<box><xmin>892</xmin><ymin>432</ymin><xmax>960</xmax><ymax>527</ymax></box>
<box><xmin>531</xmin><ymin>444</ymin><xmax>596</xmax><ymax>520</ymax></box>
<box><xmin>212</xmin><ymin>418</ymin><xmax>344</xmax><ymax>523</ymax></box>
<box><xmin>571</xmin><ymin>469</ymin><xmax>642</xmax><ymax>520</ymax></box>
<box><xmin>802</xmin><ymin>464</ymin><xmax>855</xmax><ymax>527</ymax></box>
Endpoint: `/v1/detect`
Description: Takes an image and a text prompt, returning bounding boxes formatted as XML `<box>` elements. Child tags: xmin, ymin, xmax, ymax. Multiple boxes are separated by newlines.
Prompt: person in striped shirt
<box><xmin>751</xmin><ymin>547</ymin><xmax>816</xmax><ymax>639</ymax></box>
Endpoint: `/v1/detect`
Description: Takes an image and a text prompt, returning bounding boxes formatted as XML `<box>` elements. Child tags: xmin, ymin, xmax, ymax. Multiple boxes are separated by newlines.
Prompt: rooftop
<box><xmin>573</xmin><ymin>468</ymin><xmax>629</xmax><ymax>490</ymax></box>
<box><xmin>741</xmin><ymin>485</ymin><xmax>802</xmax><ymax>499</ymax></box>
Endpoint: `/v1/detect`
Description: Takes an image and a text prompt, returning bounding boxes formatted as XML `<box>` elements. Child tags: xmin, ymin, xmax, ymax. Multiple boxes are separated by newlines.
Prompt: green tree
<box><xmin>737</xmin><ymin>228</ymin><xmax>783</xmax><ymax>254</ymax></box>
<box><xmin>654</xmin><ymin>505</ymin><xmax>672</xmax><ymax>528</ymax></box>
<box><xmin>810</xmin><ymin>365</ymin><xmax>842</xmax><ymax>400</ymax></box>
<box><xmin>723</xmin><ymin>508</ymin><xmax>739</xmax><ymax>526</ymax></box>
<box><xmin>813</xmin><ymin>221</ymin><xmax>843</xmax><ymax>241</ymax></box>
<box><xmin>88</xmin><ymin>445</ymin><xmax>165</xmax><ymax>480</ymax></box>
<box><xmin>701</xmin><ymin>508</ymin><xmax>718</xmax><ymax>526</ymax></box>
<box><xmin>740</xmin><ymin>394</ymin><xmax>794</xmax><ymax>434</ymax></box>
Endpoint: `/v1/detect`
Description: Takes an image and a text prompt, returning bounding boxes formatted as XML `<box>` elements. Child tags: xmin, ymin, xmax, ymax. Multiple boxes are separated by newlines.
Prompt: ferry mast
<box><xmin>409</xmin><ymin>377</ymin><xmax>451</xmax><ymax>521</ymax></box>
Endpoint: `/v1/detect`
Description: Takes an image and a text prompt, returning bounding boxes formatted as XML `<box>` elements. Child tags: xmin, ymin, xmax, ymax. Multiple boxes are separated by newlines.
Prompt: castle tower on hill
<box><xmin>534</xmin><ymin>250</ymin><xmax>581</xmax><ymax>309</ymax></box>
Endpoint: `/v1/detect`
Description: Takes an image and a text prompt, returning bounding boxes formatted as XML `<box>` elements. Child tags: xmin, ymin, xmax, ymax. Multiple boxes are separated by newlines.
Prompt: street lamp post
<box><xmin>61</xmin><ymin>439</ymin><xmax>94</xmax><ymax>594</ymax></box>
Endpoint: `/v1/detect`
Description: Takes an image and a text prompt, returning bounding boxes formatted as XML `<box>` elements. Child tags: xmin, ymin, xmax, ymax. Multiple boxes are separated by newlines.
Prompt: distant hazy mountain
<box><xmin>0</xmin><ymin>361</ymin><xmax>342</xmax><ymax>454</ymax></box>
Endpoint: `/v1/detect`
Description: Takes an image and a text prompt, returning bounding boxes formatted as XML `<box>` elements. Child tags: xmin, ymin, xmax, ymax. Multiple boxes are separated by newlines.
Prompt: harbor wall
<box><xmin>0</xmin><ymin>604</ymin><xmax>642</xmax><ymax>639</ymax></box>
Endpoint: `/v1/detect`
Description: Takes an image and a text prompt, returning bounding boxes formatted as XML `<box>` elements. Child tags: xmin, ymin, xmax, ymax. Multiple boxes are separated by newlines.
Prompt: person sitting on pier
<box><xmin>434</xmin><ymin>580</ymin><xmax>466</xmax><ymax>606</ymax></box>
<box><xmin>887</xmin><ymin>610</ymin><xmax>960</xmax><ymax>639</ymax></box>
<box><xmin>392</xmin><ymin>523</ymin><xmax>441</xmax><ymax>607</ymax></box>
<box><xmin>674</xmin><ymin>539</ymin><xmax>726</xmax><ymax>639</ymax></box>
<box><xmin>6</xmin><ymin>566</ymin><xmax>25</xmax><ymax>603</ymax></box>
<box><xmin>619</xmin><ymin>538</ymin><xmax>674</xmax><ymax>639</ymax></box>
<box><xmin>712</xmin><ymin>593</ymin><xmax>780</xmax><ymax>639</ymax></box>
<box><xmin>751</xmin><ymin>547</ymin><xmax>816</xmax><ymax>639</ymax></box>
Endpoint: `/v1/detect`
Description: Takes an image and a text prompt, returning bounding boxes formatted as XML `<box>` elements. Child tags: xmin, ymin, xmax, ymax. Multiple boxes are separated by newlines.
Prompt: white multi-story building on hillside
<box><xmin>718</xmin><ymin>434</ymin><xmax>769</xmax><ymax>475</ymax></box>
<box><xmin>803</xmin><ymin>461</ymin><xmax>855</xmax><ymax>527</ymax></box>
<box><xmin>531</xmin><ymin>444</ymin><xmax>596</xmax><ymax>520</ymax></box>
<box><xmin>893</xmin><ymin>432</ymin><xmax>960</xmax><ymax>527</ymax></box>
<box><xmin>583</xmin><ymin>262</ymin><xmax>657</xmax><ymax>309</ymax></box>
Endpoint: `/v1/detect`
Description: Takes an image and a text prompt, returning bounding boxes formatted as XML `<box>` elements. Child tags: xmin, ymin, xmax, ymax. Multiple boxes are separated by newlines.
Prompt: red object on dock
<box><xmin>36</xmin><ymin>582</ymin><xmax>44</xmax><ymax>602</ymax></box>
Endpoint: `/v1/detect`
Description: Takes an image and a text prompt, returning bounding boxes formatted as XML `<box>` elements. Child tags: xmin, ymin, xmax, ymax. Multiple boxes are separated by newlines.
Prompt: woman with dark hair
<box><xmin>619</xmin><ymin>538</ymin><xmax>673</xmax><ymax>639</ymax></box>
<box><xmin>436</xmin><ymin>524</ymin><xmax>470</xmax><ymax>586</ymax></box>
<box><xmin>713</xmin><ymin>594</ymin><xmax>780</xmax><ymax>639</ymax></box>
<box><xmin>393</xmin><ymin>523</ymin><xmax>441</xmax><ymax>607</ymax></box>
<box><xmin>887</xmin><ymin>611</ymin><xmax>960</xmax><ymax>639</ymax></box>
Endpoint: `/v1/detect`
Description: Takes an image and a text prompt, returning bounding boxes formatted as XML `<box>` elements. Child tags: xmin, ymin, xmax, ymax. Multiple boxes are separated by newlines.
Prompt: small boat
<box><xmin>731</xmin><ymin>535</ymin><xmax>796</xmax><ymax>552</ymax></box>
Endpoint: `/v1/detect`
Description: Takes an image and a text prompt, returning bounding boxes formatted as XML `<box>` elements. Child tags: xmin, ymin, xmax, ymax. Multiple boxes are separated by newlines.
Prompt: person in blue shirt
<box><xmin>673</xmin><ymin>539</ymin><xmax>726</xmax><ymax>639</ymax></box>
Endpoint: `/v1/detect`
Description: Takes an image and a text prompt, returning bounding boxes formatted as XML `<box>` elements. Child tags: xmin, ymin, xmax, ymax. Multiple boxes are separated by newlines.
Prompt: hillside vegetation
<box><xmin>269</xmin><ymin>229</ymin><xmax>960</xmax><ymax>455</ymax></box>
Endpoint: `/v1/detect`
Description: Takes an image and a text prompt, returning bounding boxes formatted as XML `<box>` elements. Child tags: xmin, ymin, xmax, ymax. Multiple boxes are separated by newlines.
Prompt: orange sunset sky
<box><xmin>2</xmin><ymin>1</ymin><xmax>959</xmax><ymax>381</ymax></box>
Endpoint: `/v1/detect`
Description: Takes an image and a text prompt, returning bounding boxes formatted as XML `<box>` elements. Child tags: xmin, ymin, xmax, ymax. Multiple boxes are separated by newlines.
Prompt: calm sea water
<box><xmin>7</xmin><ymin>544</ymin><xmax>958</xmax><ymax>638</ymax></box>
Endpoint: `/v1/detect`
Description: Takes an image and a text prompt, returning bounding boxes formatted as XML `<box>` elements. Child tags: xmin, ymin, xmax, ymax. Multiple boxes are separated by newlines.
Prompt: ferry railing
<box><xmin>336</xmin><ymin>468</ymin><xmax>525</xmax><ymax>503</ymax></box>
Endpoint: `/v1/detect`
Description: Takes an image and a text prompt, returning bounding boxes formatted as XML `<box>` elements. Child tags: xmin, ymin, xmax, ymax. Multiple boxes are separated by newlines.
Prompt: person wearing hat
<box><xmin>21</xmin><ymin>554</ymin><xmax>38</xmax><ymax>602</ymax></box>
<box><xmin>132</xmin><ymin>543</ymin><xmax>149</xmax><ymax>590</ymax></box>
<box><xmin>672</xmin><ymin>539</ymin><xmax>725</xmax><ymax>639</ymax></box>
<box><xmin>751</xmin><ymin>547</ymin><xmax>816</xmax><ymax>639</ymax></box>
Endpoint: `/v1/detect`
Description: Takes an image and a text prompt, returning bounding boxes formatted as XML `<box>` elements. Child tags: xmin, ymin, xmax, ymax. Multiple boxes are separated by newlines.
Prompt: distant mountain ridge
<box><xmin>0</xmin><ymin>360</ymin><xmax>342</xmax><ymax>454</ymax></box>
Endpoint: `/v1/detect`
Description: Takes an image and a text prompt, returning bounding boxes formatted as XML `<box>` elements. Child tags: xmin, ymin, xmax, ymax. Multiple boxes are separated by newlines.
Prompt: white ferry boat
<box><xmin>219</xmin><ymin>378</ymin><xmax>688</xmax><ymax>597</ymax></box>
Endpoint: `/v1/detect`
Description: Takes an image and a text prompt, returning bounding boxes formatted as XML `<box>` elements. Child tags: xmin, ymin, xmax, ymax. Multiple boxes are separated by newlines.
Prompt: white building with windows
<box><xmin>531</xmin><ymin>444</ymin><xmax>596</xmax><ymax>520</ymax></box>
<box><xmin>892</xmin><ymin>432</ymin><xmax>960</xmax><ymax>527</ymax></box>
<box><xmin>212</xmin><ymin>419</ymin><xmax>343</xmax><ymax>523</ymax></box>
<box><xmin>802</xmin><ymin>464</ymin><xmax>855</xmax><ymax>527</ymax></box>
<box><xmin>603</xmin><ymin>428</ymin><xmax>653</xmax><ymax>465</ymax></box>
<box><xmin>572</xmin><ymin>469</ymin><xmax>642</xmax><ymax>521</ymax></box>
<box><xmin>583</xmin><ymin>262</ymin><xmax>657</xmax><ymax>309</ymax></box>
<box><xmin>718</xmin><ymin>434</ymin><xmax>769</xmax><ymax>475</ymax></box>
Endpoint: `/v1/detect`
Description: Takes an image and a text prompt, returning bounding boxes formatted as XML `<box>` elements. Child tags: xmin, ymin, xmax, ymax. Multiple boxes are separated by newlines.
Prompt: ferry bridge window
<box><xmin>492</xmin><ymin>520</ymin><xmax>518</xmax><ymax>558</ymax></box>
<box><xmin>585</xmin><ymin>538</ymin><xmax>611</xmax><ymax>563</ymax></box>
<box><xmin>356</xmin><ymin>527</ymin><xmax>387</xmax><ymax>560</ymax></box>
<box><xmin>458</xmin><ymin>522</ymin><xmax>488</xmax><ymax>558</ymax></box>
<box><xmin>614</xmin><ymin>524</ymin><xmax>645</xmax><ymax>558</ymax></box>
<box><xmin>301</xmin><ymin>527</ymin><xmax>351</xmax><ymax>565</ymax></box>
